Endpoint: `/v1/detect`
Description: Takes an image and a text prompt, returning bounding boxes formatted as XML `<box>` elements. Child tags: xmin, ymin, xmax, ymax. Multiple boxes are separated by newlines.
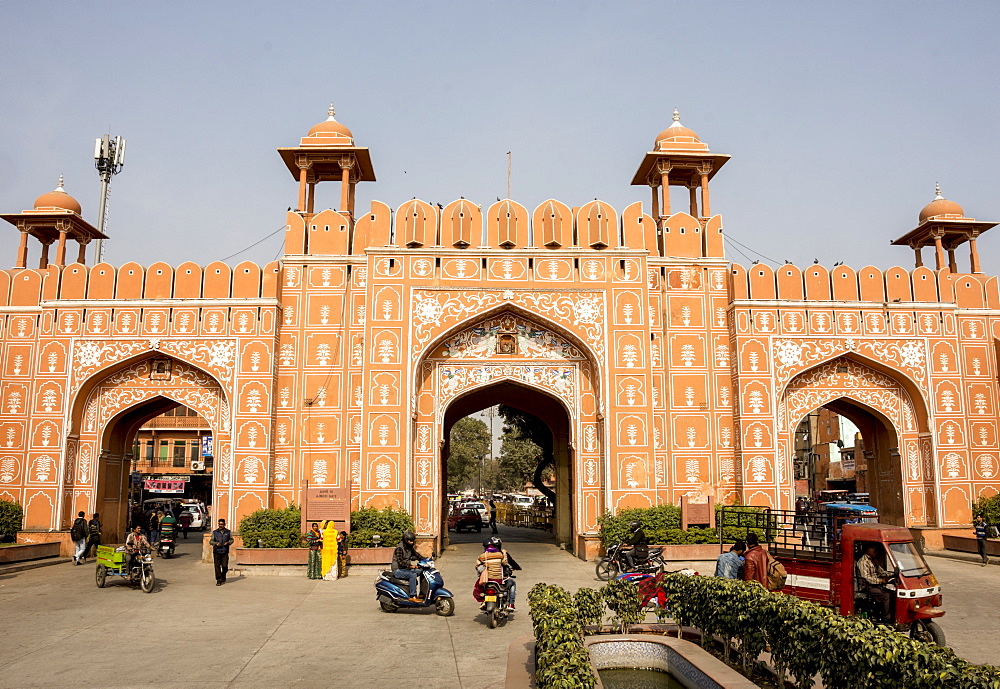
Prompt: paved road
<box><xmin>0</xmin><ymin>528</ymin><xmax>995</xmax><ymax>688</ymax></box>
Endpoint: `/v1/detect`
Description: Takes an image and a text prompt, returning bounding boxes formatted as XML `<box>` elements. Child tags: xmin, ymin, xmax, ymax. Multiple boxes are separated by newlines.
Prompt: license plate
<box><xmin>484</xmin><ymin>595</ymin><xmax>497</xmax><ymax>602</ymax></box>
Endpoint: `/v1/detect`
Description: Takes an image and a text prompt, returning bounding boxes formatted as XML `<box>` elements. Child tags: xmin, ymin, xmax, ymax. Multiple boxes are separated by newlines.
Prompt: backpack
<box><xmin>71</xmin><ymin>518</ymin><xmax>87</xmax><ymax>541</ymax></box>
<box><xmin>989</xmin><ymin>525</ymin><xmax>1000</xmax><ymax>539</ymax></box>
<box><xmin>766</xmin><ymin>552</ymin><xmax>787</xmax><ymax>591</ymax></box>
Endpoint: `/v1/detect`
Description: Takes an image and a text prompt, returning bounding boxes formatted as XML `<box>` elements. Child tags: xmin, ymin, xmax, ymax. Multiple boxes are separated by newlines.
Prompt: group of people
<box><xmin>713</xmin><ymin>533</ymin><xmax>774</xmax><ymax>587</ymax></box>
<box><xmin>302</xmin><ymin>523</ymin><xmax>349</xmax><ymax>580</ymax></box>
<box><xmin>69</xmin><ymin>511</ymin><xmax>102</xmax><ymax>565</ymax></box>
<box><xmin>131</xmin><ymin>504</ymin><xmax>195</xmax><ymax>542</ymax></box>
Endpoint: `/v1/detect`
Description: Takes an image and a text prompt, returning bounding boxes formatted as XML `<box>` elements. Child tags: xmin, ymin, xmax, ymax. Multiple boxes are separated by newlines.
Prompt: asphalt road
<box><xmin>0</xmin><ymin>528</ymin><xmax>995</xmax><ymax>689</ymax></box>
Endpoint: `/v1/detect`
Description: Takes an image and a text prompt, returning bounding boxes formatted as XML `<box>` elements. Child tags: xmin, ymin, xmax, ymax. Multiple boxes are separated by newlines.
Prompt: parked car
<box><xmin>179</xmin><ymin>502</ymin><xmax>209</xmax><ymax>530</ymax></box>
<box><xmin>447</xmin><ymin>507</ymin><xmax>483</xmax><ymax>533</ymax></box>
<box><xmin>462</xmin><ymin>501</ymin><xmax>489</xmax><ymax>522</ymax></box>
<box><xmin>511</xmin><ymin>495</ymin><xmax>534</xmax><ymax>510</ymax></box>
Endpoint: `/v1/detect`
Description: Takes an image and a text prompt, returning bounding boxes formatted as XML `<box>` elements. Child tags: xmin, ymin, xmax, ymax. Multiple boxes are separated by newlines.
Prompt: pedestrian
<box><xmin>302</xmin><ymin>523</ymin><xmax>323</xmax><ymax>579</ymax></box>
<box><xmin>337</xmin><ymin>530</ymin><xmax>348</xmax><ymax>578</ymax></box>
<box><xmin>741</xmin><ymin>532</ymin><xmax>770</xmax><ymax>588</ymax></box>
<box><xmin>488</xmin><ymin>499</ymin><xmax>498</xmax><ymax>534</ymax></box>
<box><xmin>70</xmin><ymin>511</ymin><xmax>88</xmax><ymax>565</ymax></box>
<box><xmin>715</xmin><ymin>540</ymin><xmax>746</xmax><ymax>579</ymax></box>
<box><xmin>178</xmin><ymin>510</ymin><xmax>192</xmax><ymax>539</ymax></box>
<box><xmin>974</xmin><ymin>514</ymin><xmax>990</xmax><ymax>566</ymax></box>
<box><xmin>149</xmin><ymin>510</ymin><xmax>160</xmax><ymax>545</ymax></box>
<box><xmin>86</xmin><ymin>513</ymin><xmax>102</xmax><ymax>559</ymax></box>
<box><xmin>210</xmin><ymin>518</ymin><xmax>234</xmax><ymax>586</ymax></box>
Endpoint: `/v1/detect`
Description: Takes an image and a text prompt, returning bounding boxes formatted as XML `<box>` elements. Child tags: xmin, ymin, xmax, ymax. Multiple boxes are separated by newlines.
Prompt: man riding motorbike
<box><xmin>475</xmin><ymin>536</ymin><xmax>521</xmax><ymax>609</ymax></box>
<box><xmin>125</xmin><ymin>525</ymin><xmax>151</xmax><ymax>576</ymax></box>
<box><xmin>391</xmin><ymin>530</ymin><xmax>423</xmax><ymax>602</ymax></box>
<box><xmin>158</xmin><ymin>510</ymin><xmax>177</xmax><ymax>556</ymax></box>
<box><xmin>621</xmin><ymin>520</ymin><xmax>649</xmax><ymax>571</ymax></box>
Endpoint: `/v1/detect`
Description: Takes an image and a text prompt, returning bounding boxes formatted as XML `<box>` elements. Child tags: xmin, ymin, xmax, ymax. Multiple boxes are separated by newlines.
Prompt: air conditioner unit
<box><xmin>191</xmin><ymin>461</ymin><xmax>205</xmax><ymax>471</ymax></box>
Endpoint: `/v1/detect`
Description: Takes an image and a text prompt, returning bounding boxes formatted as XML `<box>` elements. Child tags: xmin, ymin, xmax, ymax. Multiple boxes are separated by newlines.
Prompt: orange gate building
<box><xmin>1</xmin><ymin>109</ymin><xmax>997</xmax><ymax>557</ymax></box>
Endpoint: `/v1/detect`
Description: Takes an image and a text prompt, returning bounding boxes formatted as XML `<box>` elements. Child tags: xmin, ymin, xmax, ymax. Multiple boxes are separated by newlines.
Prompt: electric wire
<box><xmin>724</xmin><ymin>238</ymin><xmax>757</xmax><ymax>266</ymax></box>
<box><xmin>725</xmin><ymin>233</ymin><xmax>780</xmax><ymax>265</ymax></box>
<box><xmin>218</xmin><ymin>225</ymin><xmax>285</xmax><ymax>262</ymax></box>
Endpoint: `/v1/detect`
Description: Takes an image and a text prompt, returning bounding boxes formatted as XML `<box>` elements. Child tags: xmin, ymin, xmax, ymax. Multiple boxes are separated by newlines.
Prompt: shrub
<box><xmin>347</xmin><ymin>506</ymin><xmax>414</xmax><ymax>548</ymax></box>
<box><xmin>973</xmin><ymin>494</ymin><xmax>1000</xmax><ymax>526</ymax></box>
<box><xmin>0</xmin><ymin>500</ymin><xmax>23</xmax><ymax>541</ymax></box>
<box><xmin>597</xmin><ymin>504</ymin><xmax>765</xmax><ymax>546</ymax></box>
<box><xmin>529</xmin><ymin>583</ymin><xmax>596</xmax><ymax>689</ymax></box>
<box><xmin>239</xmin><ymin>505</ymin><xmax>303</xmax><ymax>548</ymax></box>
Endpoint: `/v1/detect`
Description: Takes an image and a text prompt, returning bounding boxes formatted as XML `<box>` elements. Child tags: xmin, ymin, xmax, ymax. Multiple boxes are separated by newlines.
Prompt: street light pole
<box><xmin>93</xmin><ymin>134</ymin><xmax>126</xmax><ymax>263</ymax></box>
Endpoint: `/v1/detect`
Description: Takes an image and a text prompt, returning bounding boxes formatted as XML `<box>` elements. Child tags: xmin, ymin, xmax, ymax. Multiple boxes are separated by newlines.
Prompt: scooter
<box><xmin>481</xmin><ymin>576</ymin><xmax>515</xmax><ymax>629</ymax></box>
<box><xmin>375</xmin><ymin>558</ymin><xmax>455</xmax><ymax>616</ymax></box>
<box><xmin>157</xmin><ymin>534</ymin><xmax>176</xmax><ymax>559</ymax></box>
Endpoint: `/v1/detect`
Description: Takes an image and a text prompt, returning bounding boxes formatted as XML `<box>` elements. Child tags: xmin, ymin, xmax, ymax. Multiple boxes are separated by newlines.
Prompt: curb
<box><xmin>925</xmin><ymin>550</ymin><xmax>998</xmax><ymax>566</ymax></box>
<box><xmin>0</xmin><ymin>557</ymin><xmax>73</xmax><ymax>575</ymax></box>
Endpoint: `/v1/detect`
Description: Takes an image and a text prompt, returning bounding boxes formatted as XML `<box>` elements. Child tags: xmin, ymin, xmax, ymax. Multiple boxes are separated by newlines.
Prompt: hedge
<box><xmin>239</xmin><ymin>505</ymin><xmax>303</xmax><ymax>548</ymax></box>
<box><xmin>347</xmin><ymin>506</ymin><xmax>414</xmax><ymax>548</ymax></box>
<box><xmin>0</xmin><ymin>500</ymin><xmax>23</xmax><ymax>541</ymax></box>
<box><xmin>529</xmin><ymin>574</ymin><xmax>1000</xmax><ymax>689</ymax></box>
<box><xmin>973</xmin><ymin>494</ymin><xmax>1000</xmax><ymax>527</ymax></box>
<box><xmin>597</xmin><ymin>504</ymin><xmax>765</xmax><ymax>546</ymax></box>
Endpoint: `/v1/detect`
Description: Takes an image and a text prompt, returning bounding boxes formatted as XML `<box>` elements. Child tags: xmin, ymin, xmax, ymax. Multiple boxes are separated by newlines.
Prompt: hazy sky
<box><xmin>1</xmin><ymin>2</ymin><xmax>997</xmax><ymax>272</ymax></box>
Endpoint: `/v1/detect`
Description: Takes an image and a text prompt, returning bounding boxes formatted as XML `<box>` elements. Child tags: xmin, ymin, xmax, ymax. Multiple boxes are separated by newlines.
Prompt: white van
<box><xmin>512</xmin><ymin>495</ymin><xmax>534</xmax><ymax>509</ymax></box>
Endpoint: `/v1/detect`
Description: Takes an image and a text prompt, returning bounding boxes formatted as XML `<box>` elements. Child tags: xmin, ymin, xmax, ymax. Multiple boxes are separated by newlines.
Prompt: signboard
<box><xmin>130</xmin><ymin>471</ymin><xmax>142</xmax><ymax>486</ymax></box>
<box><xmin>303</xmin><ymin>486</ymin><xmax>351</xmax><ymax>530</ymax></box>
<box><xmin>152</xmin><ymin>475</ymin><xmax>189</xmax><ymax>482</ymax></box>
<box><xmin>201</xmin><ymin>435</ymin><xmax>213</xmax><ymax>457</ymax></box>
<box><xmin>842</xmin><ymin>456</ymin><xmax>856</xmax><ymax>473</ymax></box>
<box><xmin>681</xmin><ymin>494</ymin><xmax>715</xmax><ymax>530</ymax></box>
<box><xmin>144</xmin><ymin>479</ymin><xmax>186</xmax><ymax>494</ymax></box>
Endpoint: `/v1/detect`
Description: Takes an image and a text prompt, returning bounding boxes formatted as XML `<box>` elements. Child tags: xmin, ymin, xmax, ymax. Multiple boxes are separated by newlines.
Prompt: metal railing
<box><xmin>496</xmin><ymin>503</ymin><xmax>553</xmax><ymax>531</ymax></box>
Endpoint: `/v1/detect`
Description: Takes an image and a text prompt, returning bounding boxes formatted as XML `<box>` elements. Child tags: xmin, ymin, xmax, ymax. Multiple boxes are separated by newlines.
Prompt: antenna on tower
<box><xmin>93</xmin><ymin>134</ymin><xmax>126</xmax><ymax>263</ymax></box>
<box><xmin>506</xmin><ymin>152</ymin><xmax>511</xmax><ymax>200</ymax></box>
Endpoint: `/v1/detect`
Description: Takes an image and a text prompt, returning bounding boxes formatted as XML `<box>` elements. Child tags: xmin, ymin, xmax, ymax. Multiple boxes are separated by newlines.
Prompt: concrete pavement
<box><xmin>0</xmin><ymin>527</ymin><xmax>996</xmax><ymax>688</ymax></box>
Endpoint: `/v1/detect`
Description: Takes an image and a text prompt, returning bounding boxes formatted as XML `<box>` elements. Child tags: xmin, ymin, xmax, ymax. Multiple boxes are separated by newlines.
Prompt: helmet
<box><xmin>629</xmin><ymin>520</ymin><xmax>642</xmax><ymax>532</ymax></box>
<box><xmin>483</xmin><ymin>536</ymin><xmax>502</xmax><ymax>549</ymax></box>
<box><xmin>402</xmin><ymin>530</ymin><xmax>416</xmax><ymax>544</ymax></box>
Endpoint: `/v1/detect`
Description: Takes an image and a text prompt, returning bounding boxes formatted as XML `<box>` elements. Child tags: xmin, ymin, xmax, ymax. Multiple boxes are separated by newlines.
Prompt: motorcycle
<box><xmin>158</xmin><ymin>534</ymin><xmax>176</xmax><ymax>559</ymax></box>
<box><xmin>596</xmin><ymin>543</ymin><xmax>667</xmax><ymax>581</ymax></box>
<box><xmin>481</xmin><ymin>576</ymin><xmax>515</xmax><ymax>629</ymax></box>
<box><xmin>95</xmin><ymin>545</ymin><xmax>155</xmax><ymax>593</ymax></box>
<box><xmin>375</xmin><ymin>558</ymin><xmax>455</xmax><ymax>616</ymax></box>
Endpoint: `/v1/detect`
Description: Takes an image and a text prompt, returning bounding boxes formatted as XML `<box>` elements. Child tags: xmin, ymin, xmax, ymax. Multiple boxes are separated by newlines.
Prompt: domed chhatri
<box><xmin>33</xmin><ymin>176</ymin><xmax>82</xmax><ymax>215</ymax></box>
<box><xmin>303</xmin><ymin>104</ymin><xmax>354</xmax><ymax>146</ymax></box>
<box><xmin>654</xmin><ymin>109</ymin><xmax>707</xmax><ymax>152</ymax></box>
<box><xmin>919</xmin><ymin>183</ymin><xmax>965</xmax><ymax>223</ymax></box>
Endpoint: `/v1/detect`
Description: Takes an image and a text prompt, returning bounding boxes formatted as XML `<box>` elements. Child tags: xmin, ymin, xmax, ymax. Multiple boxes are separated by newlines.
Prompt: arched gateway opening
<box><xmin>441</xmin><ymin>382</ymin><xmax>573</xmax><ymax>548</ymax></box>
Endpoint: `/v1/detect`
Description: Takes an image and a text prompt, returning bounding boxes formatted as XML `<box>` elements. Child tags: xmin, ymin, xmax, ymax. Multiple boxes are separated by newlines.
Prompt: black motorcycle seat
<box><xmin>648</xmin><ymin>547</ymin><xmax>663</xmax><ymax>556</ymax></box>
<box><xmin>382</xmin><ymin>572</ymin><xmax>413</xmax><ymax>587</ymax></box>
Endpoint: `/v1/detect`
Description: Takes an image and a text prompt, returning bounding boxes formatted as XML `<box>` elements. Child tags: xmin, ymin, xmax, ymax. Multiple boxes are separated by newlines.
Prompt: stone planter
<box><xmin>943</xmin><ymin>534</ymin><xmax>1000</xmax><ymax>557</ymax></box>
<box><xmin>347</xmin><ymin>547</ymin><xmax>394</xmax><ymax>565</ymax></box>
<box><xmin>233</xmin><ymin>547</ymin><xmax>308</xmax><ymax>565</ymax></box>
<box><xmin>0</xmin><ymin>541</ymin><xmax>61</xmax><ymax>564</ymax></box>
<box><xmin>17</xmin><ymin>531</ymin><xmax>75</xmax><ymax>558</ymax></box>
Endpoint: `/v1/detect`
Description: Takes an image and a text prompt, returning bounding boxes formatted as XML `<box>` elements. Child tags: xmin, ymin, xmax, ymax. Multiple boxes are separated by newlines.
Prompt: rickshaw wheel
<box><xmin>95</xmin><ymin>565</ymin><xmax>107</xmax><ymax>588</ymax></box>
<box><xmin>909</xmin><ymin>620</ymin><xmax>946</xmax><ymax>646</ymax></box>
<box><xmin>140</xmin><ymin>569</ymin><xmax>155</xmax><ymax>593</ymax></box>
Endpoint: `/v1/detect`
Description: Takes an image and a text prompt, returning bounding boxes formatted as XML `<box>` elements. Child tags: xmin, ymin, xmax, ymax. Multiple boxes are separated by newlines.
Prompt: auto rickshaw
<box><xmin>95</xmin><ymin>544</ymin><xmax>155</xmax><ymax>593</ymax></box>
<box><xmin>721</xmin><ymin>507</ymin><xmax>945</xmax><ymax>645</ymax></box>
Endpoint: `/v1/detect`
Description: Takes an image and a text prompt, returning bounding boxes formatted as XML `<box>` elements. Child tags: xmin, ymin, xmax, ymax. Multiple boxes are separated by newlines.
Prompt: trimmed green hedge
<box><xmin>597</xmin><ymin>504</ymin><xmax>764</xmax><ymax>546</ymax></box>
<box><xmin>973</xmin><ymin>494</ymin><xmax>1000</xmax><ymax>527</ymax></box>
<box><xmin>239</xmin><ymin>505</ymin><xmax>303</xmax><ymax>548</ymax></box>
<box><xmin>528</xmin><ymin>583</ymin><xmax>596</xmax><ymax>689</ymax></box>
<box><xmin>347</xmin><ymin>506</ymin><xmax>414</xmax><ymax>548</ymax></box>
<box><xmin>0</xmin><ymin>500</ymin><xmax>23</xmax><ymax>541</ymax></box>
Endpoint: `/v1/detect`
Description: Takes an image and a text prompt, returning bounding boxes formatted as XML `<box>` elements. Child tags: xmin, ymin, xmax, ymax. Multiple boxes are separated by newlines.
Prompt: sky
<box><xmin>1</xmin><ymin>2</ymin><xmax>997</xmax><ymax>272</ymax></box>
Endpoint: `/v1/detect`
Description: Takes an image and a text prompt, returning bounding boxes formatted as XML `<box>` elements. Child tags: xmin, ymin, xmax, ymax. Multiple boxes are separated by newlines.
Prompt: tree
<box><xmin>447</xmin><ymin>417</ymin><xmax>491</xmax><ymax>493</ymax></box>
<box><xmin>497</xmin><ymin>405</ymin><xmax>556</xmax><ymax>502</ymax></box>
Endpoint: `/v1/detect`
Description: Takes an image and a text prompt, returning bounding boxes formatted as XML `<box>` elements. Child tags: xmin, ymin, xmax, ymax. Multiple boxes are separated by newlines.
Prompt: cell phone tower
<box><xmin>93</xmin><ymin>134</ymin><xmax>126</xmax><ymax>263</ymax></box>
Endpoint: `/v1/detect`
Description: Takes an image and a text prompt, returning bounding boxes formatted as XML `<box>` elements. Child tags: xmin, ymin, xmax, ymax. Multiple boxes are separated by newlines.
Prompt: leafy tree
<box><xmin>0</xmin><ymin>500</ymin><xmax>23</xmax><ymax>541</ymax></box>
<box><xmin>498</xmin><ymin>405</ymin><xmax>556</xmax><ymax>501</ymax></box>
<box><xmin>448</xmin><ymin>416</ymin><xmax>491</xmax><ymax>493</ymax></box>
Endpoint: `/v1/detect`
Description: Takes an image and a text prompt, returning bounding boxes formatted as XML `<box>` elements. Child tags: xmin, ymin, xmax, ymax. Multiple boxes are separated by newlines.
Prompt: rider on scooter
<box><xmin>621</xmin><ymin>521</ymin><xmax>649</xmax><ymax>572</ymax></box>
<box><xmin>391</xmin><ymin>530</ymin><xmax>423</xmax><ymax>603</ymax></box>
<box><xmin>476</xmin><ymin>536</ymin><xmax>521</xmax><ymax>609</ymax></box>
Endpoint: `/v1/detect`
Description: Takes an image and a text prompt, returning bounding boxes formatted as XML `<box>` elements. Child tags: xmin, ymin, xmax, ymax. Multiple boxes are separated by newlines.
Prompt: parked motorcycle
<box><xmin>481</xmin><ymin>576</ymin><xmax>515</xmax><ymax>629</ymax></box>
<box><xmin>375</xmin><ymin>558</ymin><xmax>455</xmax><ymax>616</ymax></box>
<box><xmin>595</xmin><ymin>543</ymin><xmax>667</xmax><ymax>581</ymax></box>
<box><xmin>158</xmin><ymin>535</ymin><xmax>176</xmax><ymax>559</ymax></box>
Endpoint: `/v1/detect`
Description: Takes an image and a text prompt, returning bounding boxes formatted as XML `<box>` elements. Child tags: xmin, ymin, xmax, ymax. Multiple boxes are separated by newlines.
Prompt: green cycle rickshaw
<box><xmin>95</xmin><ymin>544</ymin><xmax>155</xmax><ymax>593</ymax></box>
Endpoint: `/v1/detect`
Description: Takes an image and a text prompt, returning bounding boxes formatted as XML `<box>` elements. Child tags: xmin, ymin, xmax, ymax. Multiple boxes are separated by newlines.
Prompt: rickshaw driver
<box><xmin>856</xmin><ymin>543</ymin><xmax>895</xmax><ymax>622</ymax></box>
<box><xmin>125</xmin><ymin>525</ymin><xmax>152</xmax><ymax>576</ymax></box>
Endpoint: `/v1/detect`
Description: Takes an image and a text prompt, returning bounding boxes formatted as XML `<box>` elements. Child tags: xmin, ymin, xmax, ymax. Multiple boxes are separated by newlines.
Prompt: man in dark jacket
<box><xmin>621</xmin><ymin>521</ymin><xmax>648</xmax><ymax>571</ymax></box>
<box><xmin>86</xmin><ymin>513</ymin><xmax>102</xmax><ymax>559</ymax></box>
<box><xmin>71</xmin><ymin>511</ymin><xmax>89</xmax><ymax>565</ymax></box>
<box><xmin>210</xmin><ymin>519</ymin><xmax>234</xmax><ymax>586</ymax></box>
<box><xmin>974</xmin><ymin>514</ymin><xmax>990</xmax><ymax>566</ymax></box>
<box><xmin>742</xmin><ymin>533</ymin><xmax>770</xmax><ymax>588</ymax></box>
<box><xmin>391</xmin><ymin>530</ymin><xmax>423</xmax><ymax>601</ymax></box>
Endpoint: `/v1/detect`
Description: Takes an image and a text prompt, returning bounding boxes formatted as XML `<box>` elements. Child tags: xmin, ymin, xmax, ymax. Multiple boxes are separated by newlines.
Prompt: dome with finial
<box><xmin>304</xmin><ymin>104</ymin><xmax>354</xmax><ymax>146</ymax></box>
<box><xmin>33</xmin><ymin>176</ymin><xmax>82</xmax><ymax>214</ymax></box>
<box><xmin>654</xmin><ymin>108</ymin><xmax>705</xmax><ymax>151</ymax></box>
<box><xmin>919</xmin><ymin>184</ymin><xmax>965</xmax><ymax>223</ymax></box>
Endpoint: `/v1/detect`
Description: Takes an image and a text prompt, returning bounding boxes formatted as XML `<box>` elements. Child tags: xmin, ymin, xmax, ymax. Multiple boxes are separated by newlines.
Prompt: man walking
<box><xmin>86</xmin><ymin>513</ymin><xmax>102</xmax><ymax>559</ymax></box>
<box><xmin>71</xmin><ymin>511</ymin><xmax>89</xmax><ymax>565</ymax></box>
<box><xmin>974</xmin><ymin>514</ymin><xmax>990</xmax><ymax>566</ymax></box>
<box><xmin>488</xmin><ymin>499</ymin><xmax>498</xmax><ymax>535</ymax></box>
<box><xmin>210</xmin><ymin>518</ymin><xmax>234</xmax><ymax>586</ymax></box>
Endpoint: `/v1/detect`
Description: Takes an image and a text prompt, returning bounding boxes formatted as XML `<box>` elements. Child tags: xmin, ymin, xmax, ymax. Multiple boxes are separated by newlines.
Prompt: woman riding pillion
<box><xmin>474</xmin><ymin>537</ymin><xmax>521</xmax><ymax>609</ymax></box>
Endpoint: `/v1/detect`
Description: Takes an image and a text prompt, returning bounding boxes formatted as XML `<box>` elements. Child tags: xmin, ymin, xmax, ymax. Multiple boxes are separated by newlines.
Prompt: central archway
<box><xmin>442</xmin><ymin>381</ymin><xmax>573</xmax><ymax>547</ymax></box>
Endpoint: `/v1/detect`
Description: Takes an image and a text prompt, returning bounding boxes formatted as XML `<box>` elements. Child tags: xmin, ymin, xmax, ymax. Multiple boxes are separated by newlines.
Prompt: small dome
<box><xmin>919</xmin><ymin>184</ymin><xmax>964</xmax><ymax>222</ymax></box>
<box><xmin>33</xmin><ymin>176</ymin><xmax>81</xmax><ymax>214</ymax></box>
<box><xmin>305</xmin><ymin>104</ymin><xmax>354</xmax><ymax>143</ymax></box>
<box><xmin>654</xmin><ymin>108</ymin><xmax>701</xmax><ymax>149</ymax></box>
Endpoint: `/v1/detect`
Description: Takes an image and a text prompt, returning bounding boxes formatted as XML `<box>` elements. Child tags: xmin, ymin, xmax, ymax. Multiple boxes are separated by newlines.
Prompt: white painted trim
<box><xmin>787</xmin><ymin>574</ymin><xmax>831</xmax><ymax>591</ymax></box>
<box><xmin>43</xmin><ymin>299</ymin><xmax>280</xmax><ymax>308</ymax></box>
